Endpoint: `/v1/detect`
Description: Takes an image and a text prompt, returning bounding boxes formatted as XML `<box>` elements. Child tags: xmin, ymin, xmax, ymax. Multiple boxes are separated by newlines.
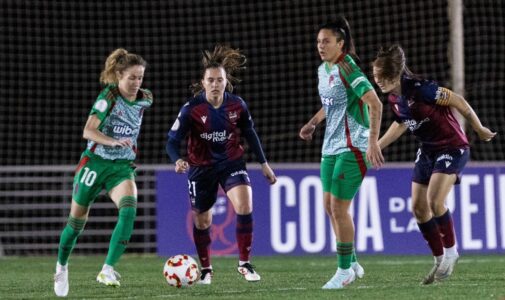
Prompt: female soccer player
<box><xmin>166</xmin><ymin>44</ymin><xmax>277</xmax><ymax>285</ymax></box>
<box><xmin>54</xmin><ymin>48</ymin><xmax>153</xmax><ymax>297</ymax></box>
<box><xmin>299</xmin><ymin>16</ymin><xmax>384</xmax><ymax>289</ymax></box>
<box><xmin>373</xmin><ymin>44</ymin><xmax>496</xmax><ymax>284</ymax></box>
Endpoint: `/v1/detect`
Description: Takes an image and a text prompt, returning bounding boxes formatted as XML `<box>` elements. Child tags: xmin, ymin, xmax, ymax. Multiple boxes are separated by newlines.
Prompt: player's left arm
<box><xmin>342</xmin><ymin>60</ymin><xmax>384</xmax><ymax>168</ymax></box>
<box><xmin>436</xmin><ymin>88</ymin><xmax>496</xmax><ymax>141</ymax></box>
<box><xmin>239</xmin><ymin>101</ymin><xmax>277</xmax><ymax>184</ymax></box>
<box><xmin>360</xmin><ymin>89</ymin><xmax>385</xmax><ymax>168</ymax></box>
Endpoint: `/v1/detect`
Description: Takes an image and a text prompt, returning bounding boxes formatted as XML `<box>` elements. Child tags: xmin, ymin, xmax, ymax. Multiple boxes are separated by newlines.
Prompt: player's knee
<box><xmin>193</xmin><ymin>211</ymin><xmax>212</xmax><ymax>229</ymax></box>
<box><xmin>430</xmin><ymin>201</ymin><xmax>446</xmax><ymax>217</ymax></box>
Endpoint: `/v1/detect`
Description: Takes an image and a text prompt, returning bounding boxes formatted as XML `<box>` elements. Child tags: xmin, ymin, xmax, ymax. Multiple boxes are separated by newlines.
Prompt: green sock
<box><xmin>337</xmin><ymin>242</ymin><xmax>354</xmax><ymax>270</ymax></box>
<box><xmin>105</xmin><ymin>196</ymin><xmax>137</xmax><ymax>266</ymax></box>
<box><xmin>57</xmin><ymin>216</ymin><xmax>86</xmax><ymax>265</ymax></box>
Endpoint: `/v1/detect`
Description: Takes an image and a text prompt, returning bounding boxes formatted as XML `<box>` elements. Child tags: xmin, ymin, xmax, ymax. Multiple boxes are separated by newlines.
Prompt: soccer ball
<box><xmin>163</xmin><ymin>254</ymin><xmax>200</xmax><ymax>288</ymax></box>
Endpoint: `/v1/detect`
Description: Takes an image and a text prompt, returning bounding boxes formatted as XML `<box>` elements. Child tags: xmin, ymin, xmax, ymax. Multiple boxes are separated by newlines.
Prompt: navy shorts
<box><xmin>413</xmin><ymin>147</ymin><xmax>470</xmax><ymax>185</ymax></box>
<box><xmin>187</xmin><ymin>159</ymin><xmax>250</xmax><ymax>213</ymax></box>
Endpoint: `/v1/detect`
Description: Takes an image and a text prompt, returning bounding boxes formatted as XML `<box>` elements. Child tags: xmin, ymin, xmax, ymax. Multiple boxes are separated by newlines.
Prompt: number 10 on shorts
<box><xmin>80</xmin><ymin>167</ymin><xmax>97</xmax><ymax>186</ymax></box>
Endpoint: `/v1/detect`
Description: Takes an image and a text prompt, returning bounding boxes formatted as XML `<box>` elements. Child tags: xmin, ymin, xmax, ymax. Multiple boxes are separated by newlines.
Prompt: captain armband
<box><xmin>435</xmin><ymin>87</ymin><xmax>452</xmax><ymax>106</ymax></box>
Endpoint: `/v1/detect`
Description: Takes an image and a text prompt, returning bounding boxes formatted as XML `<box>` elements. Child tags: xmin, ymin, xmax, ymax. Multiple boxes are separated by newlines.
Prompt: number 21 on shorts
<box><xmin>187</xmin><ymin>180</ymin><xmax>197</xmax><ymax>197</ymax></box>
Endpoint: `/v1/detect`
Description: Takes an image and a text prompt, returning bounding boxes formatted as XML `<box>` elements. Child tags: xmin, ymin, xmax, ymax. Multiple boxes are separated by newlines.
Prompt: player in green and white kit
<box><xmin>54</xmin><ymin>49</ymin><xmax>153</xmax><ymax>297</ymax></box>
<box><xmin>299</xmin><ymin>16</ymin><xmax>384</xmax><ymax>289</ymax></box>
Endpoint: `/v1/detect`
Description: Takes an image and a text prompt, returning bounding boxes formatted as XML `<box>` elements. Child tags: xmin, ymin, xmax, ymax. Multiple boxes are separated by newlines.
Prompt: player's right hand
<box><xmin>175</xmin><ymin>159</ymin><xmax>189</xmax><ymax>173</ymax></box>
<box><xmin>261</xmin><ymin>162</ymin><xmax>277</xmax><ymax>185</ymax></box>
<box><xmin>110</xmin><ymin>138</ymin><xmax>133</xmax><ymax>148</ymax></box>
<box><xmin>476</xmin><ymin>126</ymin><xmax>496</xmax><ymax>142</ymax></box>
<box><xmin>299</xmin><ymin>123</ymin><xmax>316</xmax><ymax>141</ymax></box>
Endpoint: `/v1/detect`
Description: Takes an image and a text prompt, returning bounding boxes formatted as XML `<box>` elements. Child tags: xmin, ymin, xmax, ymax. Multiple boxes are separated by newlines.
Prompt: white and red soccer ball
<box><xmin>163</xmin><ymin>254</ymin><xmax>200</xmax><ymax>288</ymax></box>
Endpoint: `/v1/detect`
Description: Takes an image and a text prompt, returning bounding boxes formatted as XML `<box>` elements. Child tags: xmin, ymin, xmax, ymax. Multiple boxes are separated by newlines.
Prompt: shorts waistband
<box><xmin>85</xmin><ymin>151</ymin><xmax>133</xmax><ymax>164</ymax></box>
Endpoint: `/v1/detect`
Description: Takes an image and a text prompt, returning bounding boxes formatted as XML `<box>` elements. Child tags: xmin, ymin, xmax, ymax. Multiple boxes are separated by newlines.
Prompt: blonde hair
<box><xmin>191</xmin><ymin>44</ymin><xmax>247</xmax><ymax>95</ymax></box>
<box><xmin>99</xmin><ymin>48</ymin><xmax>147</xmax><ymax>85</ymax></box>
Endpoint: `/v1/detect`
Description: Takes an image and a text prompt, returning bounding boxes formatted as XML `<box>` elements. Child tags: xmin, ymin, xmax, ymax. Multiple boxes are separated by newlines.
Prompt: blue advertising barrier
<box><xmin>156</xmin><ymin>164</ymin><xmax>505</xmax><ymax>256</ymax></box>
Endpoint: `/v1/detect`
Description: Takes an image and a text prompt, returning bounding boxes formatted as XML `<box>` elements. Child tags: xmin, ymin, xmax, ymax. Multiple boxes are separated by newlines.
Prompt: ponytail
<box><xmin>318</xmin><ymin>15</ymin><xmax>359</xmax><ymax>62</ymax></box>
<box><xmin>99</xmin><ymin>48</ymin><xmax>147</xmax><ymax>85</ymax></box>
<box><xmin>373</xmin><ymin>44</ymin><xmax>414</xmax><ymax>82</ymax></box>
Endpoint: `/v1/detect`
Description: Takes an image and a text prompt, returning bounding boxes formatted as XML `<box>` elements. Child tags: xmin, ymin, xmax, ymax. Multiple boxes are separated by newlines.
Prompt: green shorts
<box><xmin>320</xmin><ymin>151</ymin><xmax>370</xmax><ymax>200</ymax></box>
<box><xmin>72</xmin><ymin>153</ymin><xmax>136</xmax><ymax>207</ymax></box>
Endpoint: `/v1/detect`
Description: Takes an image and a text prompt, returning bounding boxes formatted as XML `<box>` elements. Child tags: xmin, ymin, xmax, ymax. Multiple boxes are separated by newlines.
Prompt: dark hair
<box><xmin>190</xmin><ymin>44</ymin><xmax>247</xmax><ymax>95</ymax></box>
<box><xmin>318</xmin><ymin>15</ymin><xmax>359</xmax><ymax>62</ymax></box>
<box><xmin>373</xmin><ymin>44</ymin><xmax>414</xmax><ymax>82</ymax></box>
<box><xmin>100</xmin><ymin>48</ymin><xmax>146</xmax><ymax>85</ymax></box>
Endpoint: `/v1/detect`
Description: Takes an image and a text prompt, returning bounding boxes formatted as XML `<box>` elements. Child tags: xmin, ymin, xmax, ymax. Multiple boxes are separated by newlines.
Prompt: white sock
<box><xmin>337</xmin><ymin>267</ymin><xmax>352</xmax><ymax>273</ymax></box>
<box><xmin>56</xmin><ymin>262</ymin><xmax>67</xmax><ymax>272</ymax></box>
<box><xmin>435</xmin><ymin>255</ymin><xmax>443</xmax><ymax>264</ymax></box>
<box><xmin>102</xmin><ymin>264</ymin><xmax>114</xmax><ymax>272</ymax></box>
<box><xmin>239</xmin><ymin>260</ymin><xmax>250</xmax><ymax>266</ymax></box>
<box><xmin>444</xmin><ymin>245</ymin><xmax>458</xmax><ymax>257</ymax></box>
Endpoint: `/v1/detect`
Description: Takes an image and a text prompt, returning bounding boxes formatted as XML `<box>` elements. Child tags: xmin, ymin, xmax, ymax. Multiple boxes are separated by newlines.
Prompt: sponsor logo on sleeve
<box><xmin>94</xmin><ymin>99</ymin><xmax>108</xmax><ymax>113</ymax></box>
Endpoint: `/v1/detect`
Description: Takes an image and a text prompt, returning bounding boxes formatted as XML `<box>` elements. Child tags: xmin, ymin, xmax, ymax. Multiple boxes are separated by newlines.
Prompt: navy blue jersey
<box><xmin>168</xmin><ymin>92</ymin><xmax>260</xmax><ymax>166</ymax></box>
<box><xmin>387</xmin><ymin>75</ymin><xmax>469</xmax><ymax>152</ymax></box>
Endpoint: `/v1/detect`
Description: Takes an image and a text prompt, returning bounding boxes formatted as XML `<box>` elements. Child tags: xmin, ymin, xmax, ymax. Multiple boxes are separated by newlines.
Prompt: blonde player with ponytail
<box><xmin>54</xmin><ymin>49</ymin><xmax>153</xmax><ymax>297</ymax></box>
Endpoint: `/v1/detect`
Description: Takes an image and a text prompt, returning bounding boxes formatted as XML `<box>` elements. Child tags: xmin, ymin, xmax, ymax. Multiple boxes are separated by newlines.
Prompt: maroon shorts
<box><xmin>187</xmin><ymin>159</ymin><xmax>250</xmax><ymax>213</ymax></box>
<box><xmin>412</xmin><ymin>147</ymin><xmax>470</xmax><ymax>185</ymax></box>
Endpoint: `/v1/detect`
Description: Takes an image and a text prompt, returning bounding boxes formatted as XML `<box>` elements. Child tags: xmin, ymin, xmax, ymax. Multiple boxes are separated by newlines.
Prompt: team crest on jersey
<box><xmin>228</xmin><ymin>111</ymin><xmax>237</xmax><ymax>121</ymax></box>
<box><xmin>328</xmin><ymin>75</ymin><xmax>335</xmax><ymax>88</ymax></box>
<box><xmin>201</xmin><ymin>115</ymin><xmax>207</xmax><ymax>124</ymax></box>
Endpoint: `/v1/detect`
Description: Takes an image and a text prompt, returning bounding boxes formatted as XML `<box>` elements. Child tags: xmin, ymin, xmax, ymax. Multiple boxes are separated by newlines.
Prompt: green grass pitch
<box><xmin>0</xmin><ymin>254</ymin><xmax>504</xmax><ymax>299</ymax></box>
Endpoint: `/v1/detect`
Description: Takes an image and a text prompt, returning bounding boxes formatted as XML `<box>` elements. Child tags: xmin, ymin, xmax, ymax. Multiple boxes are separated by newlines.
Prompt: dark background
<box><xmin>1</xmin><ymin>0</ymin><xmax>503</xmax><ymax>165</ymax></box>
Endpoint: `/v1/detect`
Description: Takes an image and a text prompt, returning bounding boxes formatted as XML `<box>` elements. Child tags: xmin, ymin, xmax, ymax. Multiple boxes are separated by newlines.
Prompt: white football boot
<box><xmin>237</xmin><ymin>263</ymin><xmax>261</xmax><ymax>282</ymax></box>
<box><xmin>351</xmin><ymin>262</ymin><xmax>365</xmax><ymax>279</ymax></box>
<box><xmin>54</xmin><ymin>262</ymin><xmax>69</xmax><ymax>297</ymax></box>
<box><xmin>322</xmin><ymin>267</ymin><xmax>356</xmax><ymax>289</ymax></box>
<box><xmin>435</xmin><ymin>253</ymin><xmax>459</xmax><ymax>281</ymax></box>
<box><xmin>197</xmin><ymin>268</ymin><xmax>213</xmax><ymax>285</ymax></box>
<box><xmin>96</xmin><ymin>265</ymin><xmax>121</xmax><ymax>287</ymax></box>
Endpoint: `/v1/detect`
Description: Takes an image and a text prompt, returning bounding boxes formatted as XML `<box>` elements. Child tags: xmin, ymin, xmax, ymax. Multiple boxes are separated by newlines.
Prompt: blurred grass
<box><xmin>0</xmin><ymin>254</ymin><xmax>504</xmax><ymax>299</ymax></box>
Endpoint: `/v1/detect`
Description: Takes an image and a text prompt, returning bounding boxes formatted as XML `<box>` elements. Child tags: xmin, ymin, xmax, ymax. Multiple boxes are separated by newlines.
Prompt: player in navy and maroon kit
<box><xmin>166</xmin><ymin>44</ymin><xmax>277</xmax><ymax>284</ymax></box>
<box><xmin>372</xmin><ymin>45</ymin><xmax>496</xmax><ymax>284</ymax></box>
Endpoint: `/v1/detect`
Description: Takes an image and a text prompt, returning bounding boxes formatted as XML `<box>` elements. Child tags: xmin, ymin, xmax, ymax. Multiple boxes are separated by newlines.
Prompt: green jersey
<box><xmin>84</xmin><ymin>85</ymin><xmax>153</xmax><ymax>161</ymax></box>
<box><xmin>318</xmin><ymin>54</ymin><xmax>373</xmax><ymax>155</ymax></box>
